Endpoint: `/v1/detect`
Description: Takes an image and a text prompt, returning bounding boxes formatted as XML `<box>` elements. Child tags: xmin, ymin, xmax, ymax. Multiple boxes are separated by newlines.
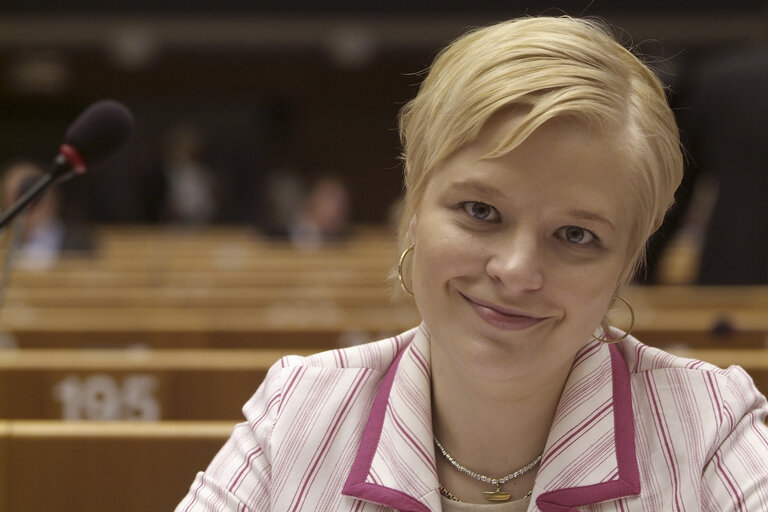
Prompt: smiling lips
<box><xmin>460</xmin><ymin>292</ymin><xmax>548</xmax><ymax>330</ymax></box>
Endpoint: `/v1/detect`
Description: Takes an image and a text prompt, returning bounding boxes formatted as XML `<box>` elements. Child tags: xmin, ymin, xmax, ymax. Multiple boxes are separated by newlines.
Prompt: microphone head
<box><xmin>63</xmin><ymin>99</ymin><xmax>135</xmax><ymax>169</ymax></box>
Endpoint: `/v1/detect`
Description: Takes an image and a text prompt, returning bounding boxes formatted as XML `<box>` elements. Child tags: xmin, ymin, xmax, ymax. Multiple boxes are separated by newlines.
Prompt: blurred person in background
<box><xmin>289</xmin><ymin>175</ymin><xmax>351</xmax><ymax>249</ymax></box>
<box><xmin>1</xmin><ymin>160</ymin><xmax>94</xmax><ymax>269</ymax></box>
<box><xmin>159</xmin><ymin>123</ymin><xmax>219</xmax><ymax>225</ymax></box>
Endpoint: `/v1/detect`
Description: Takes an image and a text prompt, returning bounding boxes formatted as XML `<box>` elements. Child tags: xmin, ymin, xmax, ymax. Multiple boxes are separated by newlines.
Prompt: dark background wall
<box><xmin>1</xmin><ymin>2</ymin><xmax>766</xmax><ymax>225</ymax></box>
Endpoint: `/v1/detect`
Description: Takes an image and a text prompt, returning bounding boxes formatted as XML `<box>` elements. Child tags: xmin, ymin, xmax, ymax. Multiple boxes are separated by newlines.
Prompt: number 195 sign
<box><xmin>52</xmin><ymin>374</ymin><xmax>161</xmax><ymax>421</ymax></box>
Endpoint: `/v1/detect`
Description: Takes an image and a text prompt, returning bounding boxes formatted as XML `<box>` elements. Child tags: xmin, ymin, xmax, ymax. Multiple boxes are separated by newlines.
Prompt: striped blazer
<box><xmin>176</xmin><ymin>326</ymin><xmax>768</xmax><ymax>511</ymax></box>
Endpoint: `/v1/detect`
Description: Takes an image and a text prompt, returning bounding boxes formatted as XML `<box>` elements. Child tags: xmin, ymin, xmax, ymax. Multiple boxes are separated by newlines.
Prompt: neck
<box><xmin>430</xmin><ymin>338</ymin><xmax>573</xmax><ymax>502</ymax></box>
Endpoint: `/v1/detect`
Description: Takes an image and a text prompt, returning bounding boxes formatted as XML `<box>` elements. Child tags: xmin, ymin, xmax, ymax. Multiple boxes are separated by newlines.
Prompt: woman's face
<box><xmin>410</xmin><ymin>112</ymin><xmax>634</xmax><ymax>380</ymax></box>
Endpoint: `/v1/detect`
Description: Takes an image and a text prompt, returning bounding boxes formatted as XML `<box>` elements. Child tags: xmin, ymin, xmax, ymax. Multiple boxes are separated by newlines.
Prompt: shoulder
<box><xmin>619</xmin><ymin>335</ymin><xmax>768</xmax><ymax>454</ymax></box>
<box><xmin>241</xmin><ymin>327</ymin><xmax>420</xmax><ymax>425</ymax></box>
<box><xmin>618</xmin><ymin>336</ymin><xmax>723</xmax><ymax>375</ymax></box>
<box><xmin>618</xmin><ymin>336</ymin><xmax>762</xmax><ymax>397</ymax></box>
<box><xmin>615</xmin><ymin>337</ymin><xmax>768</xmax><ymax>507</ymax></box>
<box><xmin>619</xmin><ymin>335</ymin><xmax>766</xmax><ymax>406</ymax></box>
<box><xmin>276</xmin><ymin>327</ymin><xmax>419</xmax><ymax>372</ymax></box>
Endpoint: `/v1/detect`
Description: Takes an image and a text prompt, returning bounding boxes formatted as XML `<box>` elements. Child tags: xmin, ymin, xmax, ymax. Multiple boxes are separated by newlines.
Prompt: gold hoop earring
<box><xmin>398</xmin><ymin>244</ymin><xmax>415</xmax><ymax>296</ymax></box>
<box><xmin>592</xmin><ymin>296</ymin><xmax>635</xmax><ymax>344</ymax></box>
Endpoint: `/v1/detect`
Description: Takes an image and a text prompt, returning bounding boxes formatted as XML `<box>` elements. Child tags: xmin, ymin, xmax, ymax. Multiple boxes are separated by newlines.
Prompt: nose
<box><xmin>485</xmin><ymin>232</ymin><xmax>545</xmax><ymax>292</ymax></box>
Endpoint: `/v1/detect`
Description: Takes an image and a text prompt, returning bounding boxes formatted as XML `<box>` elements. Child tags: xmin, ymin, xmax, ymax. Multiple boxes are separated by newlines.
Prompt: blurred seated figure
<box><xmin>258</xmin><ymin>167</ymin><xmax>304</xmax><ymax>238</ymax></box>
<box><xmin>1</xmin><ymin>161</ymin><xmax>94</xmax><ymax>269</ymax></box>
<box><xmin>161</xmin><ymin>124</ymin><xmax>218</xmax><ymax>225</ymax></box>
<box><xmin>289</xmin><ymin>175</ymin><xmax>351</xmax><ymax>249</ymax></box>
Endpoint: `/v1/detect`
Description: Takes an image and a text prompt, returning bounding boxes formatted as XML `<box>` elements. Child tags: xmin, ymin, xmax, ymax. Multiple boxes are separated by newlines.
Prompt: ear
<box><xmin>408</xmin><ymin>216</ymin><xmax>417</xmax><ymax>243</ymax></box>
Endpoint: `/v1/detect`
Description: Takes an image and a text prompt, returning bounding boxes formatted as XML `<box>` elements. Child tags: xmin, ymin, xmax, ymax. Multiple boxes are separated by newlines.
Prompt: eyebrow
<box><xmin>568</xmin><ymin>209</ymin><xmax>616</xmax><ymax>231</ymax></box>
<box><xmin>445</xmin><ymin>179</ymin><xmax>505</xmax><ymax>200</ymax></box>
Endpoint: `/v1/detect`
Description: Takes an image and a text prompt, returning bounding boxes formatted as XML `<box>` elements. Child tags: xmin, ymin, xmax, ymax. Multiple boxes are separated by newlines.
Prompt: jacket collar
<box><xmin>532</xmin><ymin>341</ymin><xmax>640</xmax><ymax>511</ymax></box>
<box><xmin>342</xmin><ymin>326</ymin><xmax>439</xmax><ymax>511</ymax></box>
<box><xmin>342</xmin><ymin>329</ymin><xmax>639</xmax><ymax>512</ymax></box>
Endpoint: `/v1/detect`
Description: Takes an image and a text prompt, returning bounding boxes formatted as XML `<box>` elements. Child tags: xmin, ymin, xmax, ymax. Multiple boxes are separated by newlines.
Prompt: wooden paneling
<box><xmin>0</xmin><ymin>421</ymin><xmax>232</xmax><ymax>512</ymax></box>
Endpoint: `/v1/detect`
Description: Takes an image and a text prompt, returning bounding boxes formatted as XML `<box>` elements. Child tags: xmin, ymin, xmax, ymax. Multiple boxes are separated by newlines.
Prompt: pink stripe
<box><xmin>409</xmin><ymin>345</ymin><xmax>430</xmax><ymax>379</ymax></box>
<box><xmin>249</xmin><ymin>394</ymin><xmax>280</xmax><ymax>436</ymax></box>
<box><xmin>334</xmin><ymin>349</ymin><xmax>344</xmax><ymax>368</ymax></box>
<box><xmin>228</xmin><ymin>447</ymin><xmax>263</xmax><ymax>493</ymax></box>
<box><xmin>751</xmin><ymin>413</ymin><xmax>768</xmax><ymax>447</ymax></box>
<box><xmin>281</xmin><ymin>366</ymin><xmax>306</xmax><ymax>407</ymax></box>
<box><xmin>183</xmin><ymin>473</ymin><xmax>205</xmax><ymax>512</ymax></box>
<box><xmin>391</xmin><ymin>407</ymin><xmax>435</xmax><ymax>471</ymax></box>
<box><xmin>714</xmin><ymin>451</ymin><xmax>747</xmax><ymax>512</ymax></box>
<box><xmin>704</xmin><ymin>372</ymin><xmax>723</xmax><ymax>426</ymax></box>
<box><xmin>630</xmin><ymin>345</ymin><xmax>641</xmax><ymax>372</ymax></box>
<box><xmin>572</xmin><ymin>341</ymin><xmax>601</xmax><ymax>367</ymax></box>
<box><xmin>542</xmin><ymin>401</ymin><xmax>612</xmax><ymax>466</ymax></box>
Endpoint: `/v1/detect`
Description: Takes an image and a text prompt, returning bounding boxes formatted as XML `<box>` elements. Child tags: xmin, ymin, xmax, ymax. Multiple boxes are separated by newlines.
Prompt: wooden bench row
<box><xmin>3</xmin><ymin>285</ymin><xmax>400</xmax><ymax>308</ymax></box>
<box><xmin>3</xmin><ymin>225</ymin><xmax>396</xmax><ymax>261</ymax></box>
<box><xmin>5</xmin><ymin>285</ymin><xmax>768</xmax><ymax>309</ymax></box>
<box><xmin>1</xmin><ymin>303</ymin><xmax>766</xmax><ymax>349</ymax></box>
<box><xmin>0</xmin><ymin>348</ymin><xmax>313</xmax><ymax>421</ymax></box>
<box><xmin>1</xmin><ymin>347</ymin><xmax>767</xmax><ymax>422</ymax></box>
<box><xmin>7</xmin><ymin>267</ymin><xmax>394</xmax><ymax>288</ymax></box>
<box><xmin>11</xmin><ymin>250</ymin><xmax>396</xmax><ymax>271</ymax></box>
<box><xmin>0</xmin><ymin>420</ymin><xmax>232</xmax><ymax>512</ymax></box>
<box><xmin>7</xmin><ymin>411</ymin><xmax>768</xmax><ymax>511</ymax></box>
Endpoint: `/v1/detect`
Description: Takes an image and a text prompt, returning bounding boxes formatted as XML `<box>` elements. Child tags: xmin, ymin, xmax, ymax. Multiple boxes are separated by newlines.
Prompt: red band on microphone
<box><xmin>59</xmin><ymin>144</ymin><xmax>87</xmax><ymax>174</ymax></box>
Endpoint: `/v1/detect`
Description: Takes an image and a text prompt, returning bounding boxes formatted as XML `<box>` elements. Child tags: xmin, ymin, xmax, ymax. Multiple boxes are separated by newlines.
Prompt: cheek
<box><xmin>554</xmin><ymin>256</ymin><xmax>625</xmax><ymax>326</ymax></box>
<box><xmin>412</xmin><ymin>221</ymin><xmax>481</xmax><ymax>292</ymax></box>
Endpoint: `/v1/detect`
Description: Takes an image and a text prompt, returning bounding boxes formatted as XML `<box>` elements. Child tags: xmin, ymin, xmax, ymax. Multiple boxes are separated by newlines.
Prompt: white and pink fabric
<box><xmin>176</xmin><ymin>326</ymin><xmax>768</xmax><ymax>511</ymax></box>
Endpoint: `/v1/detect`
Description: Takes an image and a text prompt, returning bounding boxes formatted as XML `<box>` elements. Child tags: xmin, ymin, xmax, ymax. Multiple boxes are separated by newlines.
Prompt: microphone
<box><xmin>0</xmin><ymin>100</ymin><xmax>134</xmax><ymax>231</ymax></box>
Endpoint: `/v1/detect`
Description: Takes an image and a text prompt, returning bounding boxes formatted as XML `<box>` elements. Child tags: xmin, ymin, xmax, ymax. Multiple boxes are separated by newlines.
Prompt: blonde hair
<box><xmin>395</xmin><ymin>16</ymin><xmax>683</xmax><ymax>292</ymax></box>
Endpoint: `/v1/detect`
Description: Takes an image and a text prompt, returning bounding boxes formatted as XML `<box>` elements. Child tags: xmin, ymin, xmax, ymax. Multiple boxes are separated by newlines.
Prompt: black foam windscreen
<box><xmin>63</xmin><ymin>100</ymin><xmax>135</xmax><ymax>168</ymax></box>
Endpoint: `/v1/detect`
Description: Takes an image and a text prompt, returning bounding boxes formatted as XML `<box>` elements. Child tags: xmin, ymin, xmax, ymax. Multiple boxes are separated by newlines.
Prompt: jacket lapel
<box><xmin>532</xmin><ymin>341</ymin><xmax>640</xmax><ymax>512</ymax></box>
<box><xmin>342</xmin><ymin>331</ymin><xmax>640</xmax><ymax>512</ymax></box>
<box><xmin>342</xmin><ymin>327</ymin><xmax>440</xmax><ymax>511</ymax></box>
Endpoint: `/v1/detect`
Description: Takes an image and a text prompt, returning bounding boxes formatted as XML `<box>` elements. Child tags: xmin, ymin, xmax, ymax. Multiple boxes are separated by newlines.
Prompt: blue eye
<box><xmin>558</xmin><ymin>225</ymin><xmax>597</xmax><ymax>245</ymax></box>
<box><xmin>461</xmin><ymin>201</ymin><xmax>499</xmax><ymax>221</ymax></box>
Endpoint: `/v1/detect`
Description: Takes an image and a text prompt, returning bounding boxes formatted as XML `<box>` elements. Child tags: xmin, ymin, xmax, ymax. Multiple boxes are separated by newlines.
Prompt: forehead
<box><xmin>423</xmin><ymin>112</ymin><xmax>634</xmax><ymax>222</ymax></box>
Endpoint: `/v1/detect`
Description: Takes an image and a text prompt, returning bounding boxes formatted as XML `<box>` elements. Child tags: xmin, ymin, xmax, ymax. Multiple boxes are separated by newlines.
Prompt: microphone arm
<box><xmin>0</xmin><ymin>170</ymin><xmax>57</xmax><ymax>232</ymax></box>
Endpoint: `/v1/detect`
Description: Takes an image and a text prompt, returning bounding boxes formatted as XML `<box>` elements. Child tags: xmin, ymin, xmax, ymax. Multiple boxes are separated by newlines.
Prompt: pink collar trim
<box><xmin>535</xmin><ymin>344</ymin><xmax>640</xmax><ymax>511</ymax></box>
<box><xmin>341</xmin><ymin>343</ymin><xmax>432</xmax><ymax>511</ymax></box>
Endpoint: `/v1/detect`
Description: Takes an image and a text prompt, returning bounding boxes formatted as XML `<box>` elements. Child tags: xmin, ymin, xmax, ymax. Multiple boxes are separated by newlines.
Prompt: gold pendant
<box><xmin>483</xmin><ymin>484</ymin><xmax>512</xmax><ymax>502</ymax></box>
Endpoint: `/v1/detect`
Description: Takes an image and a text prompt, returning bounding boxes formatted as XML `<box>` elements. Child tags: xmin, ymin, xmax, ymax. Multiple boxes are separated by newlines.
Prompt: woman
<box><xmin>176</xmin><ymin>16</ymin><xmax>768</xmax><ymax>511</ymax></box>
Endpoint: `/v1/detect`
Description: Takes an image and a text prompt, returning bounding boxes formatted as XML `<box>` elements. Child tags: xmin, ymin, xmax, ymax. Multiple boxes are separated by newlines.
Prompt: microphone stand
<box><xmin>0</xmin><ymin>211</ymin><xmax>28</xmax><ymax>312</ymax></box>
<box><xmin>0</xmin><ymin>155</ymin><xmax>71</xmax><ymax>233</ymax></box>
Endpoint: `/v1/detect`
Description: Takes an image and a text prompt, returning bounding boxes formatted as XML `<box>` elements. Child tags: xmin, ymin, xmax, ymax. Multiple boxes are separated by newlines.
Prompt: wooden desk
<box><xmin>1</xmin><ymin>347</ymin><xmax>767</xmax><ymax>423</ymax></box>
<box><xmin>0</xmin><ymin>305</ymin><xmax>418</xmax><ymax>349</ymax></box>
<box><xmin>0</xmin><ymin>420</ymin><xmax>232</xmax><ymax>512</ymax></box>
<box><xmin>1</xmin><ymin>303</ymin><xmax>767</xmax><ymax>349</ymax></box>
<box><xmin>0</xmin><ymin>349</ymin><xmax>314</xmax><ymax>421</ymax></box>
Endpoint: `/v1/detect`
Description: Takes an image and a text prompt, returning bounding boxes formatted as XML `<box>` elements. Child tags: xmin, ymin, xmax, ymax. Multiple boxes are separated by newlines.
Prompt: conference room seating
<box><xmin>1</xmin><ymin>347</ymin><xmax>767</xmax><ymax>422</ymax></box>
<box><xmin>2</xmin><ymin>227</ymin><xmax>767</xmax><ymax>351</ymax></box>
<box><xmin>0</xmin><ymin>420</ymin><xmax>233</xmax><ymax>512</ymax></box>
<box><xmin>0</xmin><ymin>348</ymin><xmax>314</xmax><ymax>421</ymax></box>
<box><xmin>1</xmin><ymin>301</ymin><xmax>766</xmax><ymax>350</ymax></box>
